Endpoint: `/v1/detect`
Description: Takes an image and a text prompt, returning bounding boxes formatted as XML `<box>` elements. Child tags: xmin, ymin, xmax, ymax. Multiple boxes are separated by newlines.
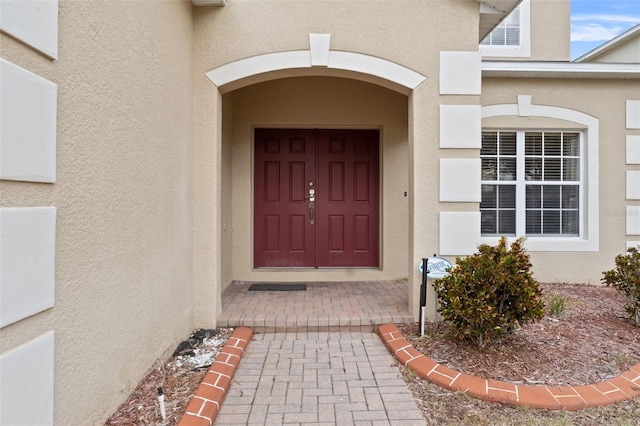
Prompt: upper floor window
<box><xmin>481</xmin><ymin>130</ymin><xmax>582</xmax><ymax>238</ymax></box>
<box><xmin>481</xmin><ymin>7</ymin><xmax>521</xmax><ymax>46</ymax></box>
<box><xmin>479</xmin><ymin>0</ymin><xmax>531</xmax><ymax>57</ymax></box>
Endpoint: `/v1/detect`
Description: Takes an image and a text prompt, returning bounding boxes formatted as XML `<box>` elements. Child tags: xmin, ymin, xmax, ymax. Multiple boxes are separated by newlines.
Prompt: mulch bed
<box><xmin>105</xmin><ymin>328</ymin><xmax>232</xmax><ymax>425</ymax></box>
<box><xmin>399</xmin><ymin>282</ymin><xmax>640</xmax><ymax>386</ymax></box>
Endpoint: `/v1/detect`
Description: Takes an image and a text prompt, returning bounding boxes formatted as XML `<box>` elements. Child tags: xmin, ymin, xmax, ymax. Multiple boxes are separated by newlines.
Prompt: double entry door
<box><xmin>254</xmin><ymin>128</ymin><xmax>380</xmax><ymax>268</ymax></box>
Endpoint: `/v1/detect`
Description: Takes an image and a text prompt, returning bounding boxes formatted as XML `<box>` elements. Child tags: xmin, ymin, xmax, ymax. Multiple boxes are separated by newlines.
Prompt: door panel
<box><xmin>254</xmin><ymin>128</ymin><xmax>379</xmax><ymax>268</ymax></box>
<box><xmin>254</xmin><ymin>129</ymin><xmax>316</xmax><ymax>267</ymax></box>
<box><xmin>316</xmin><ymin>130</ymin><xmax>379</xmax><ymax>267</ymax></box>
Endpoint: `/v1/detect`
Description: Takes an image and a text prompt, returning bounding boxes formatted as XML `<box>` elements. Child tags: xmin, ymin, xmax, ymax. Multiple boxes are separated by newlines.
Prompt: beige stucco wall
<box><xmin>482</xmin><ymin>78</ymin><xmax>639</xmax><ymax>284</ymax></box>
<box><xmin>0</xmin><ymin>1</ymin><xmax>195</xmax><ymax>424</ymax></box>
<box><xmin>224</xmin><ymin>77</ymin><xmax>409</xmax><ymax>281</ymax></box>
<box><xmin>529</xmin><ymin>0</ymin><xmax>570</xmax><ymax>61</ymax></box>
<box><xmin>193</xmin><ymin>0</ymin><xmax>479</xmax><ymax>72</ymax></box>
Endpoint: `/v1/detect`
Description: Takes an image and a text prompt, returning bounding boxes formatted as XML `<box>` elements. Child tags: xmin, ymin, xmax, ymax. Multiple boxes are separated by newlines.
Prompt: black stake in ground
<box><xmin>420</xmin><ymin>257</ymin><xmax>428</xmax><ymax>335</ymax></box>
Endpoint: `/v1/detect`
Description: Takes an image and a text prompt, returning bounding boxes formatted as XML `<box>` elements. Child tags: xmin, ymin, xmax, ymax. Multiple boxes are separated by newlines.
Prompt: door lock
<box><xmin>308</xmin><ymin>188</ymin><xmax>315</xmax><ymax>224</ymax></box>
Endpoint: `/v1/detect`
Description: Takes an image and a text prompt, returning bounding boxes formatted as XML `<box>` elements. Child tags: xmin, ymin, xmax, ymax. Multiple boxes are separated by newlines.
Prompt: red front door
<box><xmin>254</xmin><ymin>128</ymin><xmax>379</xmax><ymax>268</ymax></box>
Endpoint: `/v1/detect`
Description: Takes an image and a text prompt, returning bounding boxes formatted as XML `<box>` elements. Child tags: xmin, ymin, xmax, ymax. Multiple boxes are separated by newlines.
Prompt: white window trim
<box><xmin>479</xmin><ymin>0</ymin><xmax>531</xmax><ymax>58</ymax></box>
<box><xmin>481</xmin><ymin>103</ymin><xmax>599</xmax><ymax>252</ymax></box>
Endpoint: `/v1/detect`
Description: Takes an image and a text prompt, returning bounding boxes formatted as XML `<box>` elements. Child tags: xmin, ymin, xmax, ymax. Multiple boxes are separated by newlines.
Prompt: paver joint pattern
<box><xmin>212</xmin><ymin>331</ymin><xmax>425</xmax><ymax>425</ymax></box>
<box><xmin>179</xmin><ymin>323</ymin><xmax>640</xmax><ymax>425</ymax></box>
<box><xmin>378</xmin><ymin>323</ymin><xmax>640</xmax><ymax>411</ymax></box>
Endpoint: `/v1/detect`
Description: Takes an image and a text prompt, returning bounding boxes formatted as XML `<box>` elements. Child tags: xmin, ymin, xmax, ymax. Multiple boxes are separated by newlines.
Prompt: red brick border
<box><xmin>178</xmin><ymin>327</ymin><xmax>253</xmax><ymax>426</ymax></box>
<box><xmin>378</xmin><ymin>323</ymin><xmax>640</xmax><ymax>410</ymax></box>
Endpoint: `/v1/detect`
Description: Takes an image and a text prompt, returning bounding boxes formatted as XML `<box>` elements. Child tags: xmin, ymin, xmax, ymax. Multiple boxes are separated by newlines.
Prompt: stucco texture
<box><xmin>1</xmin><ymin>1</ymin><xmax>195</xmax><ymax>424</ymax></box>
<box><xmin>529</xmin><ymin>0</ymin><xmax>570</xmax><ymax>61</ymax></box>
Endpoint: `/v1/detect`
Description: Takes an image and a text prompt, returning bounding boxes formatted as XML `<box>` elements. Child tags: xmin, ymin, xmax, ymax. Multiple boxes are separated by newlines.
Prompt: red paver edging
<box><xmin>178</xmin><ymin>327</ymin><xmax>253</xmax><ymax>426</ymax></box>
<box><xmin>378</xmin><ymin>323</ymin><xmax>640</xmax><ymax>410</ymax></box>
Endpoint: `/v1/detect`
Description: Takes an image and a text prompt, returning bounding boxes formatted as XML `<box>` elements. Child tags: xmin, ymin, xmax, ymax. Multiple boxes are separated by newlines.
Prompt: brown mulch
<box><xmin>398</xmin><ymin>282</ymin><xmax>640</xmax><ymax>387</ymax></box>
<box><xmin>105</xmin><ymin>328</ymin><xmax>232</xmax><ymax>426</ymax></box>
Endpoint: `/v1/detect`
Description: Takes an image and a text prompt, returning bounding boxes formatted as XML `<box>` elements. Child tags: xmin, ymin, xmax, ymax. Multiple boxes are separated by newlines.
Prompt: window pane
<box><xmin>481</xmin><ymin>210</ymin><xmax>497</xmax><ymax>234</ymax></box>
<box><xmin>562</xmin><ymin>185</ymin><xmax>579</xmax><ymax>209</ymax></box>
<box><xmin>543</xmin><ymin>186</ymin><xmax>560</xmax><ymax>208</ymax></box>
<box><xmin>499</xmin><ymin>132</ymin><xmax>516</xmax><ymax>155</ymax></box>
<box><xmin>525</xmin><ymin>158</ymin><xmax>542</xmax><ymax>181</ymax></box>
<box><xmin>505</xmin><ymin>28</ymin><xmax>520</xmax><ymax>45</ymax></box>
<box><xmin>544</xmin><ymin>133</ymin><xmax>562</xmax><ymax>156</ymax></box>
<box><xmin>526</xmin><ymin>210</ymin><xmax>541</xmax><ymax>234</ymax></box>
<box><xmin>544</xmin><ymin>158</ymin><xmax>561</xmax><ymax>180</ymax></box>
<box><xmin>483</xmin><ymin>5</ymin><xmax>521</xmax><ymax>47</ymax></box>
<box><xmin>563</xmin><ymin>211</ymin><xmax>579</xmax><ymax>235</ymax></box>
<box><xmin>498</xmin><ymin>185</ymin><xmax>516</xmax><ymax>208</ymax></box>
<box><xmin>481</xmin><ymin>132</ymin><xmax>497</xmax><ymax>155</ymax></box>
<box><xmin>482</xmin><ymin>158</ymin><xmax>497</xmax><ymax>180</ymax></box>
<box><xmin>563</xmin><ymin>133</ymin><xmax>580</xmax><ymax>156</ymax></box>
<box><xmin>481</xmin><ymin>185</ymin><xmax>496</xmax><ymax>208</ymax></box>
<box><xmin>492</xmin><ymin>27</ymin><xmax>506</xmax><ymax>45</ymax></box>
<box><xmin>499</xmin><ymin>159</ymin><xmax>516</xmax><ymax>181</ymax></box>
<box><xmin>505</xmin><ymin>8</ymin><xmax>520</xmax><ymax>26</ymax></box>
<box><xmin>526</xmin><ymin>185</ymin><xmax>541</xmax><ymax>208</ymax></box>
<box><xmin>563</xmin><ymin>158</ymin><xmax>580</xmax><ymax>181</ymax></box>
<box><xmin>525</xmin><ymin>133</ymin><xmax>542</xmax><ymax>155</ymax></box>
<box><xmin>543</xmin><ymin>211</ymin><xmax>560</xmax><ymax>234</ymax></box>
<box><xmin>498</xmin><ymin>210</ymin><xmax>516</xmax><ymax>234</ymax></box>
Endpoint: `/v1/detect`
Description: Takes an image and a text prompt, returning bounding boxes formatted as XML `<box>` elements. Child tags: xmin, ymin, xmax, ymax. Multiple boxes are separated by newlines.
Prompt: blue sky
<box><xmin>571</xmin><ymin>0</ymin><xmax>640</xmax><ymax>59</ymax></box>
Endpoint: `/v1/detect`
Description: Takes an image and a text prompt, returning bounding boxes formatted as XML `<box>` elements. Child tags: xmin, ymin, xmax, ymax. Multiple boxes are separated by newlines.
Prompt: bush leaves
<box><xmin>433</xmin><ymin>237</ymin><xmax>545</xmax><ymax>347</ymax></box>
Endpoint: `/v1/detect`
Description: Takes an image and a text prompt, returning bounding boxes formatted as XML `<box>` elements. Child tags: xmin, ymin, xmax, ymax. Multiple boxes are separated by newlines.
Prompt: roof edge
<box><xmin>573</xmin><ymin>24</ymin><xmax>640</xmax><ymax>63</ymax></box>
<box><xmin>482</xmin><ymin>61</ymin><xmax>640</xmax><ymax>78</ymax></box>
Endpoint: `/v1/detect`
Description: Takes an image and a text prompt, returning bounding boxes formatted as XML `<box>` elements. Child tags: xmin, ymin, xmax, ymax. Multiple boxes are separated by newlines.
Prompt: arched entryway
<box><xmin>222</xmin><ymin>76</ymin><xmax>409</xmax><ymax>282</ymax></box>
<box><xmin>222</xmin><ymin>77</ymin><xmax>409</xmax><ymax>281</ymax></box>
<box><xmin>192</xmin><ymin>42</ymin><xmax>427</xmax><ymax>326</ymax></box>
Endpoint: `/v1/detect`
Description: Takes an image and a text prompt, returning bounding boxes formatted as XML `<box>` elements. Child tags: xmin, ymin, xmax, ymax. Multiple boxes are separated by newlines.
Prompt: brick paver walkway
<box><xmin>217</xmin><ymin>281</ymin><xmax>413</xmax><ymax>332</ymax></box>
<box><xmin>179</xmin><ymin>282</ymin><xmax>640</xmax><ymax>425</ymax></box>
<box><xmin>215</xmin><ymin>331</ymin><xmax>424</xmax><ymax>425</ymax></box>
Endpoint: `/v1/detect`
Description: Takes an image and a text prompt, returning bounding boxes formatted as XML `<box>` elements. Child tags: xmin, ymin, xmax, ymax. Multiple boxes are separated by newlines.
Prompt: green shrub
<box><xmin>602</xmin><ymin>247</ymin><xmax>640</xmax><ymax>325</ymax></box>
<box><xmin>433</xmin><ymin>237</ymin><xmax>545</xmax><ymax>347</ymax></box>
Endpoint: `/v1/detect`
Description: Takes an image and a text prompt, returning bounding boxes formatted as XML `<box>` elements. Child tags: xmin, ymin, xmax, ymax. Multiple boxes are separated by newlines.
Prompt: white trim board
<box><xmin>0</xmin><ymin>0</ymin><xmax>58</xmax><ymax>59</ymax></box>
<box><xmin>206</xmin><ymin>34</ymin><xmax>426</xmax><ymax>94</ymax></box>
<box><xmin>482</xmin><ymin>61</ymin><xmax>640</xmax><ymax>79</ymax></box>
<box><xmin>0</xmin><ymin>207</ymin><xmax>56</xmax><ymax>328</ymax></box>
<box><xmin>0</xmin><ymin>59</ymin><xmax>57</xmax><ymax>183</ymax></box>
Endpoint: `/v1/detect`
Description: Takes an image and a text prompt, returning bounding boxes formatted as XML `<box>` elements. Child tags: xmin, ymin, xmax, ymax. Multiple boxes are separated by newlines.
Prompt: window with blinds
<box><xmin>481</xmin><ymin>132</ymin><xmax>517</xmax><ymax>234</ymax></box>
<box><xmin>480</xmin><ymin>6</ymin><xmax>521</xmax><ymax>46</ymax></box>
<box><xmin>481</xmin><ymin>131</ymin><xmax>582</xmax><ymax>237</ymax></box>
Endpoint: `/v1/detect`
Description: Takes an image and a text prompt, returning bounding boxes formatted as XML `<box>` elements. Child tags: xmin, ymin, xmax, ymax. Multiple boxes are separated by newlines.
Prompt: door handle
<box><xmin>308</xmin><ymin>188</ymin><xmax>315</xmax><ymax>225</ymax></box>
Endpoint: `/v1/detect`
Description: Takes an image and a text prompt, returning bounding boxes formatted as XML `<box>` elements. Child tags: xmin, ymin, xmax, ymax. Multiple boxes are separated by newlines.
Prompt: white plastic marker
<box><xmin>157</xmin><ymin>387</ymin><xmax>166</xmax><ymax>421</ymax></box>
